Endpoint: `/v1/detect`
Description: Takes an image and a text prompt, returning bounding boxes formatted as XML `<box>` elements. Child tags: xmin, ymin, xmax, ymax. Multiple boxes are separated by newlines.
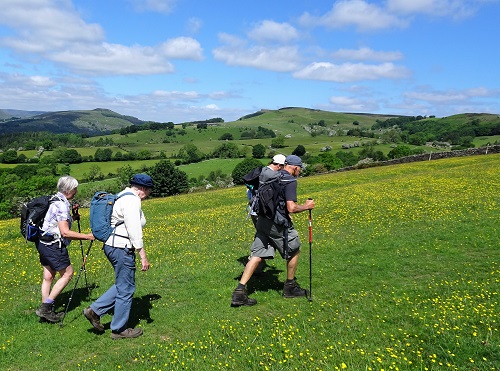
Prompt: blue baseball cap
<box><xmin>285</xmin><ymin>155</ymin><xmax>304</xmax><ymax>169</ymax></box>
<box><xmin>130</xmin><ymin>173</ymin><xmax>154</xmax><ymax>188</ymax></box>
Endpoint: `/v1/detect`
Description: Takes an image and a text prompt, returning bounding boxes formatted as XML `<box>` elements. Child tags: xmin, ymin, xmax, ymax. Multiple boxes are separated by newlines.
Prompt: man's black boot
<box><xmin>231</xmin><ymin>287</ymin><xmax>257</xmax><ymax>307</ymax></box>
<box><xmin>283</xmin><ymin>280</ymin><xmax>309</xmax><ymax>298</ymax></box>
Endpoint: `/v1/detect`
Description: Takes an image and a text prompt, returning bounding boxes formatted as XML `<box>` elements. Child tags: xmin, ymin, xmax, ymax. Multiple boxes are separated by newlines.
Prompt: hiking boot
<box><xmin>283</xmin><ymin>280</ymin><xmax>309</xmax><ymax>298</ymax></box>
<box><xmin>111</xmin><ymin>328</ymin><xmax>143</xmax><ymax>340</ymax></box>
<box><xmin>231</xmin><ymin>288</ymin><xmax>257</xmax><ymax>307</ymax></box>
<box><xmin>83</xmin><ymin>307</ymin><xmax>104</xmax><ymax>332</ymax></box>
<box><xmin>35</xmin><ymin>303</ymin><xmax>62</xmax><ymax>323</ymax></box>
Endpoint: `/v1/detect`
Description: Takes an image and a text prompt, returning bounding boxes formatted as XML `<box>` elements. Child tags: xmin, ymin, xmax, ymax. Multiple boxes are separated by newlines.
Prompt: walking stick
<box><xmin>72</xmin><ymin>204</ymin><xmax>89</xmax><ymax>295</ymax></box>
<box><xmin>60</xmin><ymin>239</ymin><xmax>93</xmax><ymax>327</ymax></box>
<box><xmin>308</xmin><ymin>206</ymin><xmax>313</xmax><ymax>302</ymax></box>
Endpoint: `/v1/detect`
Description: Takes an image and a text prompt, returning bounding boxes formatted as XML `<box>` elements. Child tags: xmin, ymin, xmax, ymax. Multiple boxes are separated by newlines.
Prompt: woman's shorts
<box><xmin>36</xmin><ymin>240</ymin><xmax>71</xmax><ymax>271</ymax></box>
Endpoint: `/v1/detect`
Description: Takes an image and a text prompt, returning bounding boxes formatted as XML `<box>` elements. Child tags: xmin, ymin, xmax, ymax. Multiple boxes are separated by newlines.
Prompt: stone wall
<box><xmin>333</xmin><ymin>144</ymin><xmax>500</xmax><ymax>173</ymax></box>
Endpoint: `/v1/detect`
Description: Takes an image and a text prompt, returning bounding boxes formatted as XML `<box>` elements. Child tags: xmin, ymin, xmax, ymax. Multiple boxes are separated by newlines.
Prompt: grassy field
<box><xmin>0</xmin><ymin>153</ymin><xmax>499</xmax><ymax>370</ymax></box>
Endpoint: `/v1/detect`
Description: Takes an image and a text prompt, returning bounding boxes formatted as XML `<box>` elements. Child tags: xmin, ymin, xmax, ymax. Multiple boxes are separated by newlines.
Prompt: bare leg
<box><xmin>286</xmin><ymin>251</ymin><xmax>300</xmax><ymax>280</ymax></box>
<box><xmin>41</xmin><ymin>266</ymin><xmax>56</xmax><ymax>302</ymax></box>
<box><xmin>47</xmin><ymin>265</ymin><xmax>74</xmax><ymax>301</ymax></box>
<box><xmin>239</xmin><ymin>256</ymin><xmax>262</xmax><ymax>285</ymax></box>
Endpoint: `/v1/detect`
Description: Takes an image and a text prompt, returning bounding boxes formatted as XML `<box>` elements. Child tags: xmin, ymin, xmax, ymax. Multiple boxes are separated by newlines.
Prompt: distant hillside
<box><xmin>235</xmin><ymin>107</ymin><xmax>404</xmax><ymax>129</ymax></box>
<box><xmin>0</xmin><ymin>108</ymin><xmax>145</xmax><ymax>135</ymax></box>
<box><xmin>0</xmin><ymin>109</ymin><xmax>46</xmax><ymax>120</ymax></box>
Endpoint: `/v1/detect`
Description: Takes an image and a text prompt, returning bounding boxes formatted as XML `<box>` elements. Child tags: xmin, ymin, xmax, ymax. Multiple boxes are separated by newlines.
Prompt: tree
<box><xmin>271</xmin><ymin>135</ymin><xmax>285</xmax><ymax>148</ymax></box>
<box><xmin>137</xmin><ymin>149</ymin><xmax>152</xmax><ymax>160</ymax></box>
<box><xmin>335</xmin><ymin>151</ymin><xmax>358</xmax><ymax>166</ymax></box>
<box><xmin>317</xmin><ymin>152</ymin><xmax>343</xmax><ymax>171</ymax></box>
<box><xmin>114</xmin><ymin>151</ymin><xmax>123</xmax><ymax>161</ymax></box>
<box><xmin>94</xmin><ymin>148</ymin><xmax>113</xmax><ymax>162</ymax></box>
<box><xmin>1</xmin><ymin>150</ymin><xmax>18</xmax><ymax>164</ymax></box>
<box><xmin>219</xmin><ymin>133</ymin><xmax>234</xmax><ymax>141</ymax></box>
<box><xmin>58</xmin><ymin>149</ymin><xmax>82</xmax><ymax>164</ymax></box>
<box><xmin>178</xmin><ymin>144</ymin><xmax>204</xmax><ymax>164</ymax></box>
<box><xmin>84</xmin><ymin>165</ymin><xmax>104</xmax><ymax>182</ymax></box>
<box><xmin>115</xmin><ymin>164</ymin><xmax>135</xmax><ymax>189</ymax></box>
<box><xmin>387</xmin><ymin>145</ymin><xmax>413</xmax><ymax>159</ymax></box>
<box><xmin>232</xmin><ymin>158</ymin><xmax>264</xmax><ymax>185</ymax></box>
<box><xmin>37</xmin><ymin>155</ymin><xmax>58</xmax><ymax>175</ymax></box>
<box><xmin>252</xmin><ymin>144</ymin><xmax>266</xmax><ymax>159</ymax></box>
<box><xmin>292</xmin><ymin>145</ymin><xmax>306</xmax><ymax>157</ymax></box>
<box><xmin>212</xmin><ymin>142</ymin><xmax>240</xmax><ymax>158</ymax></box>
<box><xmin>149</xmin><ymin>160</ymin><xmax>189</xmax><ymax>197</ymax></box>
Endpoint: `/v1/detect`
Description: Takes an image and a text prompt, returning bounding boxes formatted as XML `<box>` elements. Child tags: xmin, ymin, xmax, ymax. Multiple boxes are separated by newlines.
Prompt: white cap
<box><xmin>272</xmin><ymin>154</ymin><xmax>286</xmax><ymax>165</ymax></box>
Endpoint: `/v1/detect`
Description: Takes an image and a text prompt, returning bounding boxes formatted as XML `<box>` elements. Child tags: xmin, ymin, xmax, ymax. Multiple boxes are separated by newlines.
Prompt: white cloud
<box><xmin>213</xmin><ymin>37</ymin><xmax>301</xmax><ymax>72</ymax></box>
<box><xmin>0</xmin><ymin>1</ymin><xmax>203</xmax><ymax>76</ymax></box>
<box><xmin>247</xmin><ymin>20</ymin><xmax>299</xmax><ymax>43</ymax></box>
<box><xmin>1</xmin><ymin>73</ymin><xmax>56</xmax><ymax>88</ymax></box>
<box><xmin>299</xmin><ymin>0</ymin><xmax>484</xmax><ymax>32</ymax></box>
<box><xmin>387</xmin><ymin>0</ymin><xmax>476</xmax><ymax>18</ymax></box>
<box><xmin>405</xmin><ymin>86</ymin><xmax>498</xmax><ymax>103</ymax></box>
<box><xmin>159</xmin><ymin>37</ymin><xmax>203</xmax><ymax>60</ymax></box>
<box><xmin>299</xmin><ymin>0</ymin><xmax>408</xmax><ymax>31</ymax></box>
<box><xmin>332</xmin><ymin>47</ymin><xmax>403</xmax><ymax>62</ymax></box>
<box><xmin>293</xmin><ymin>62</ymin><xmax>411</xmax><ymax>82</ymax></box>
<box><xmin>0</xmin><ymin>0</ymin><xmax>104</xmax><ymax>53</ymax></box>
<box><xmin>50</xmin><ymin>43</ymin><xmax>176</xmax><ymax>75</ymax></box>
<box><xmin>152</xmin><ymin>90</ymin><xmax>200</xmax><ymax>100</ymax></box>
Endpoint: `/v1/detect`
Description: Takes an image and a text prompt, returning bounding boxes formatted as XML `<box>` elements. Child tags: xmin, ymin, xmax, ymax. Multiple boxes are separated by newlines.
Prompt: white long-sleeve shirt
<box><xmin>105</xmin><ymin>188</ymin><xmax>146</xmax><ymax>250</ymax></box>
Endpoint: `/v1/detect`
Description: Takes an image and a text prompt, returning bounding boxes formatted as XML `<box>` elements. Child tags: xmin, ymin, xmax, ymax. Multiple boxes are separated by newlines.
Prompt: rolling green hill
<box><xmin>0</xmin><ymin>108</ymin><xmax>146</xmax><ymax>134</ymax></box>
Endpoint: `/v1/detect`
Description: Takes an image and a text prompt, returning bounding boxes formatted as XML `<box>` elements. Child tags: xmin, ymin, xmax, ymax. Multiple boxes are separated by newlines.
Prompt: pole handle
<box><xmin>307</xmin><ymin>198</ymin><xmax>313</xmax><ymax>243</ymax></box>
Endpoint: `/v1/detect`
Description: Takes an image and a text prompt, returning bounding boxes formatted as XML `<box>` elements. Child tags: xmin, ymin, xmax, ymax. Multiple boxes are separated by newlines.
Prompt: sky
<box><xmin>0</xmin><ymin>0</ymin><xmax>499</xmax><ymax>124</ymax></box>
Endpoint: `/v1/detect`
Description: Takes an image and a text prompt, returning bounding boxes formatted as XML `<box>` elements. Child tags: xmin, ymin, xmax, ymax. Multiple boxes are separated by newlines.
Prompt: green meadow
<box><xmin>0</xmin><ymin>154</ymin><xmax>498</xmax><ymax>370</ymax></box>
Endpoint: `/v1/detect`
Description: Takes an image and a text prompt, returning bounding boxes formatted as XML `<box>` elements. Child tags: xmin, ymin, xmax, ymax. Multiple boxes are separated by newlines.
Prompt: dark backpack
<box><xmin>89</xmin><ymin>191</ymin><xmax>134</xmax><ymax>242</ymax></box>
<box><xmin>242</xmin><ymin>166</ymin><xmax>263</xmax><ymax>195</ymax></box>
<box><xmin>255</xmin><ymin>174</ymin><xmax>296</xmax><ymax>224</ymax></box>
<box><xmin>20</xmin><ymin>195</ymin><xmax>59</xmax><ymax>242</ymax></box>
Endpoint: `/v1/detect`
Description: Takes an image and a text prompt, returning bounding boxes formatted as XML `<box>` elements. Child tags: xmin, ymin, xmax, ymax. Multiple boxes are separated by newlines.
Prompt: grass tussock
<box><xmin>0</xmin><ymin>154</ymin><xmax>499</xmax><ymax>370</ymax></box>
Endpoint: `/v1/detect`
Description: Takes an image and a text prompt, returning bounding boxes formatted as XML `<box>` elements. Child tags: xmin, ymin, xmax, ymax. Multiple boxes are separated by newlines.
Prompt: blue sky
<box><xmin>0</xmin><ymin>0</ymin><xmax>499</xmax><ymax>123</ymax></box>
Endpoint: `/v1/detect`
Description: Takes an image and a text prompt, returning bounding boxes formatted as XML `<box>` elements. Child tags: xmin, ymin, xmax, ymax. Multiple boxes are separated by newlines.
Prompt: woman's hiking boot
<box><xmin>283</xmin><ymin>280</ymin><xmax>309</xmax><ymax>298</ymax></box>
<box><xmin>231</xmin><ymin>287</ymin><xmax>257</xmax><ymax>307</ymax></box>
<box><xmin>35</xmin><ymin>303</ymin><xmax>63</xmax><ymax>323</ymax></box>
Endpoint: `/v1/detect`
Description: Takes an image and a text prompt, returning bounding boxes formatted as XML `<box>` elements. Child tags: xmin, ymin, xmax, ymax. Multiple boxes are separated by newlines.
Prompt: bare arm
<box><xmin>58</xmin><ymin>220</ymin><xmax>94</xmax><ymax>240</ymax></box>
<box><xmin>286</xmin><ymin>199</ymin><xmax>315</xmax><ymax>214</ymax></box>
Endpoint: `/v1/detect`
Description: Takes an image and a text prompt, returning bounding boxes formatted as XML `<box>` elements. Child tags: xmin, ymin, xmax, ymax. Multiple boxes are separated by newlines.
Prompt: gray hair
<box><xmin>57</xmin><ymin>176</ymin><xmax>79</xmax><ymax>194</ymax></box>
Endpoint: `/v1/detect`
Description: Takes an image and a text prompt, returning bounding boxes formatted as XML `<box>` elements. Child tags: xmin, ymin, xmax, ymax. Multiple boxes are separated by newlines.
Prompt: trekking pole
<box><xmin>308</xmin><ymin>202</ymin><xmax>313</xmax><ymax>302</ymax></box>
<box><xmin>72</xmin><ymin>203</ymin><xmax>89</xmax><ymax>295</ymax></box>
<box><xmin>60</xmin><ymin>240</ymin><xmax>93</xmax><ymax>328</ymax></box>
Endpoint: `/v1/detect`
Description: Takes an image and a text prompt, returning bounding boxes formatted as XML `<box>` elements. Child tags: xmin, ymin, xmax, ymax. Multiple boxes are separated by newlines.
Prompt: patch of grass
<box><xmin>0</xmin><ymin>154</ymin><xmax>498</xmax><ymax>370</ymax></box>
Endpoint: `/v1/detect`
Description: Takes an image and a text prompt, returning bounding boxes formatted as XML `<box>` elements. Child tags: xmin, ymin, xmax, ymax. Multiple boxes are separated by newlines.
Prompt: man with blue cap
<box><xmin>84</xmin><ymin>173</ymin><xmax>153</xmax><ymax>339</ymax></box>
<box><xmin>232</xmin><ymin>155</ymin><xmax>314</xmax><ymax>306</ymax></box>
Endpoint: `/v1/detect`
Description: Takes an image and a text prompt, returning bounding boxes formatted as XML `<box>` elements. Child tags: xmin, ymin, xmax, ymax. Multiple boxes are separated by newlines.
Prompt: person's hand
<box><xmin>305</xmin><ymin>198</ymin><xmax>315</xmax><ymax>210</ymax></box>
<box><xmin>87</xmin><ymin>233</ymin><xmax>95</xmax><ymax>241</ymax></box>
<box><xmin>141</xmin><ymin>257</ymin><xmax>150</xmax><ymax>271</ymax></box>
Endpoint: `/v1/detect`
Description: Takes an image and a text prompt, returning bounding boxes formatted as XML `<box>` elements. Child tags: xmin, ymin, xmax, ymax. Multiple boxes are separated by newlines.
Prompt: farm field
<box><xmin>0</xmin><ymin>153</ymin><xmax>498</xmax><ymax>370</ymax></box>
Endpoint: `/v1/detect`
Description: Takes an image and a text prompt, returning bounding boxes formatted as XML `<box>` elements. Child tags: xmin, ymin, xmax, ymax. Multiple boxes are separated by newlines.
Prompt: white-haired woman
<box><xmin>35</xmin><ymin>175</ymin><xmax>94</xmax><ymax>323</ymax></box>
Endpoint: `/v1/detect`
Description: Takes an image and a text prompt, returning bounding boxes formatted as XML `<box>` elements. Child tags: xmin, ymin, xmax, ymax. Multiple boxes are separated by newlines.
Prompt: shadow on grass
<box><xmin>56</xmin><ymin>282</ymin><xmax>161</xmax><ymax>333</ymax></box>
<box><xmin>235</xmin><ymin>255</ymin><xmax>284</xmax><ymax>294</ymax></box>
<box><xmin>129</xmin><ymin>294</ymin><xmax>162</xmax><ymax>327</ymax></box>
<box><xmin>57</xmin><ymin>282</ymin><xmax>98</xmax><ymax>313</ymax></box>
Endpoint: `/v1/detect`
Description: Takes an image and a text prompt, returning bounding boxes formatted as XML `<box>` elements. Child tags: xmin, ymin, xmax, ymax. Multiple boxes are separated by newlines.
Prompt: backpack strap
<box><xmin>109</xmin><ymin>191</ymin><xmax>137</xmax><ymax>240</ymax></box>
<box><xmin>39</xmin><ymin>194</ymin><xmax>67</xmax><ymax>245</ymax></box>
